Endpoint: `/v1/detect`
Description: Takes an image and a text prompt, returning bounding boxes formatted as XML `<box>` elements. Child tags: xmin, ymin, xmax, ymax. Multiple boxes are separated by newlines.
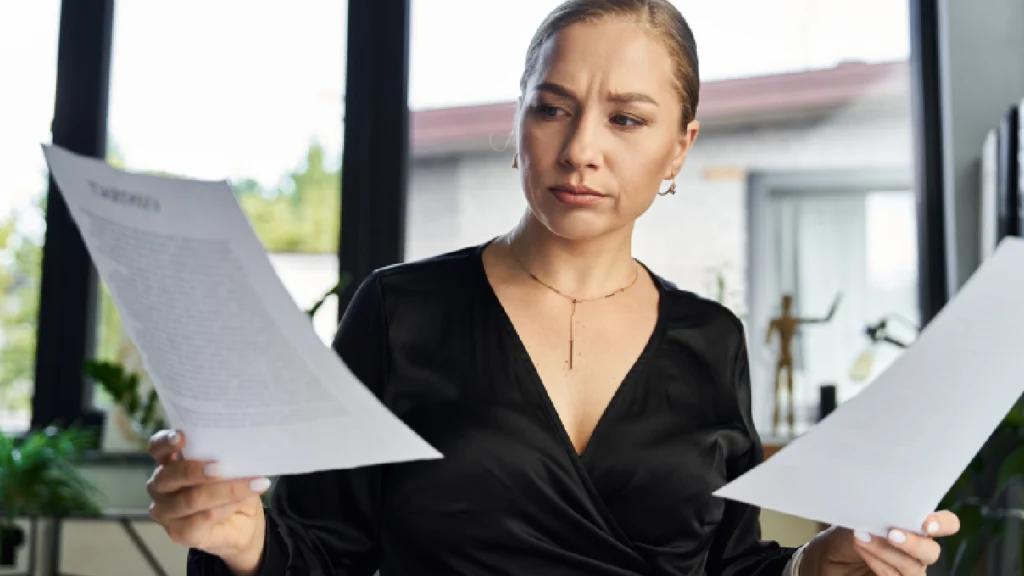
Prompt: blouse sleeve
<box><xmin>704</xmin><ymin>326</ymin><xmax>799</xmax><ymax>576</ymax></box>
<box><xmin>188</xmin><ymin>273</ymin><xmax>389</xmax><ymax>576</ymax></box>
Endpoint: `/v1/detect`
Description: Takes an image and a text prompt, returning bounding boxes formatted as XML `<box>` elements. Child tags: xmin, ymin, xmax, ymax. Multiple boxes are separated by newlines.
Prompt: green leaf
<box><xmin>306</xmin><ymin>271</ymin><xmax>352</xmax><ymax>319</ymax></box>
<box><xmin>83</xmin><ymin>360</ymin><xmax>133</xmax><ymax>403</ymax></box>
<box><xmin>85</xmin><ymin>359</ymin><xmax>164</xmax><ymax>437</ymax></box>
<box><xmin>140</xmin><ymin>390</ymin><xmax>160</xmax><ymax>431</ymax></box>
<box><xmin>0</xmin><ymin>427</ymin><xmax>103</xmax><ymax>518</ymax></box>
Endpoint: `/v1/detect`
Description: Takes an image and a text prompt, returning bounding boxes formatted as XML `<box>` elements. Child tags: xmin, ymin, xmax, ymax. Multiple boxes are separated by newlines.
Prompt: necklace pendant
<box><xmin>511</xmin><ymin>253</ymin><xmax>641</xmax><ymax>372</ymax></box>
<box><xmin>568</xmin><ymin>299</ymin><xmax>578</xmax><ymax>370</ymax></box>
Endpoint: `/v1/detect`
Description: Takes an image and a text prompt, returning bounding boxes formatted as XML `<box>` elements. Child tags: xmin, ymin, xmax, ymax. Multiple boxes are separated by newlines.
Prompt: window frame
<box><xmin>745</xmin><ymin>168</ymin><xmax>914</xmax><ymax>437</ymax></box>
<box><xmin>909</xmin><ymin>0</ymin><xmax>948</xmax><ymax>325</ymax></box>
<box><xmin>31</xmin><ymin>0</ymin><xmax>115</xmax><ymax>434</ymax></box>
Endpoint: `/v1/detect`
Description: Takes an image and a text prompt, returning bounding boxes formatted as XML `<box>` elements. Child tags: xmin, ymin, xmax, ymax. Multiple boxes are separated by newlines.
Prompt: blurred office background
<box><xmin>1</xmin><ymin>0</ymin><xmax>1023</xmax><ymax>574</ymax></box>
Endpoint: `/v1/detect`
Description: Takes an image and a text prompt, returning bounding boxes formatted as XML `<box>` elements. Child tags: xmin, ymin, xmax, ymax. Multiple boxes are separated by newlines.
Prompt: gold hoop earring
<box><xmin>659</xmin><ymin>180</ymin><xmax>676</xmax><ymax>196</ymax></box>
<box><xmin>512</xmin><ymin>154</ymin><xmax>518</xmax><ymax>169</ymax></box>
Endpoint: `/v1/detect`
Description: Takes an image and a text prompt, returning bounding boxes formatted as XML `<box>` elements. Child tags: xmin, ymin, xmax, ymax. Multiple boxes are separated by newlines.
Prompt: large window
<box><xmin>747</xmin><ymin>173</ymin><xmax>918</xmax><ymax>436</ymax></box>
<box><xmin>404</xmin><ymin>0</ymin><xmax>915</xmax><ymax>439</ymax></box>
<box><xmin>96</xmin><ymin>0</ymin><xmax>347</xmax><ymax>450</ymax></box>
<box><xmin>0</xmin><ymin>1</ymin><xmax>61</xmax><ymax>434</ymax></box>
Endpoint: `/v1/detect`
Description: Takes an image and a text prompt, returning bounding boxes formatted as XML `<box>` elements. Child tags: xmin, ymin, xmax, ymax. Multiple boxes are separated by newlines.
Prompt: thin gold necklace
<box><xmin>511</xmin><ymin>251</ymin><xmax>640</xmax><ymax>369</ymax></box>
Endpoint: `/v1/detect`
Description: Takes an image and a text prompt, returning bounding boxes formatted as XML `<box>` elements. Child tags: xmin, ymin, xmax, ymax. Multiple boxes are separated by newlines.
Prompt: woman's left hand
<box><xmin>801</xmin><ymin>510</ymin><xmax>960</xmax><ymax>575</ymax></box>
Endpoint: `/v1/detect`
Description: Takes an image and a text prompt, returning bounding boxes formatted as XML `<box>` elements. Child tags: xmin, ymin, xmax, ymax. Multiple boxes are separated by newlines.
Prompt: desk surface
<box><xmin>764</xmin><ymin>442</ymin><xmax>786</xmax><ymax>460</ymax></box>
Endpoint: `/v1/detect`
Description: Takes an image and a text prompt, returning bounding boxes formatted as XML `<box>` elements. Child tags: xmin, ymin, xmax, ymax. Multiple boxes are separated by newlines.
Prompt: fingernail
<box><xmin>927</xmin><ymin>520</ymin><xmax>940</xmax><ymax>534</ymax></box>
<box><xmin>854</xmin><ymin>530</ymin><xmax>872</xmax><ymax>543</ymax></box>
<box><xmin>169</xmin><ymin>431</ymin><xmax>180</xmax><ymax>446</ymax></box>
<box><xmin>250</xmin><ymin>477</ymin><xmax>271</xmax><ymax>492</ymax></box>
<box><xmin>888</xmin><ymin>529</ymin><xmax>907</xmax><ymax>544</ymax></box>
<box><xmin>204</xmin><ymin>462</ymin><xmax>222</xmax><ymax>477</ymax></box>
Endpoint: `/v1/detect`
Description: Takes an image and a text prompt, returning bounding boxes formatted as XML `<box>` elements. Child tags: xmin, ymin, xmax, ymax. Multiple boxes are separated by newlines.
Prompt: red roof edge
<box><xmin>411</xmin><ymin>60</ymin><xmax>909</xmax><ymax>151</ymax></box>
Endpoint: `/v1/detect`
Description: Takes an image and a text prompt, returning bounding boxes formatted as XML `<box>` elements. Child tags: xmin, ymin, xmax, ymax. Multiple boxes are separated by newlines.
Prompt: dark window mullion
<box><xmin>337</xmin><ymin>0</ymin><xmax>411</xmax><ymax>313</ymax></box>
<box><xmin>32</xmin><ymin>0</ymin><xmax>115</xmax><ymax>431</ymax></box>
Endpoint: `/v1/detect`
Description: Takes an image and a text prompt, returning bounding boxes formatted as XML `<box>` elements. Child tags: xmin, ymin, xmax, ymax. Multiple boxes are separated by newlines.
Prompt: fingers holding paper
<box><xmin>851</xmin><ymin>530</ymin><xmax>934</xmax><ymax>575</ymax></box>
<box><xmin>806</xmin><ymin>511</ymin><xmax>959</xmax><ymax>575</ymax></box>
<box><xmin>147</xmin><ymin>456</ymin><xmax>266</xmax><ymax>518</ymax></box>
<box><xmin>850</xmin><ymin>511</ymin><xmax>959</xmax><ymax>573</ymax></box>
<box><xmin>148</xmin><ymin>428</ymin><xmax>185</xmax><ymax>463</ymax></box>
<box><xmin>921</xmin><ymin>510</ymin><xmax>961</xmax><ymax>537</ymax></box>
<box><xmin>146</xmin><ymin>429</ymin><xmax>269</xmax><ymax>571</ymax></box>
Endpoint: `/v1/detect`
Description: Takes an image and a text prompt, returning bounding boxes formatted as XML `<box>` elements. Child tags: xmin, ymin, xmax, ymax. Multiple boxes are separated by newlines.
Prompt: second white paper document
<box><xmin>715</xmin><ymin>237</ymin><xmax>1024</xmax><ymax>537</ymax></box>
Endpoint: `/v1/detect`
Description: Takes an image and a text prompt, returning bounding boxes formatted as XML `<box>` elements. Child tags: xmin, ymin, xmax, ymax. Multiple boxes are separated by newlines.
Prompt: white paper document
<box><xmin>714</xmin><ymin>237</ymin><xmax>1024</xmax><ymax>537</ymax></box>
<box><xmin>42</xmin><ymin>144</ymin><xmax>441</xmax><ymax>478</ymax></box>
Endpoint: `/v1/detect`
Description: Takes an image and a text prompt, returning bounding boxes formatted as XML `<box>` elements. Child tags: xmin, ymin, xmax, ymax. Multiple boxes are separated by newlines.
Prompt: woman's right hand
<box><xmin>147</xmin><ymin>430</ymin><xmax>271</xmax><ymax>575</ymax></box>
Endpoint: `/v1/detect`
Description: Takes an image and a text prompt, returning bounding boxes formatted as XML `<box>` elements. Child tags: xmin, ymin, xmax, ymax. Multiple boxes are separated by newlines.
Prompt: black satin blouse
<box><xmin>189</xmin><ymin>243</ymin><xmax>796</xmax><ymax>575</ymax></box>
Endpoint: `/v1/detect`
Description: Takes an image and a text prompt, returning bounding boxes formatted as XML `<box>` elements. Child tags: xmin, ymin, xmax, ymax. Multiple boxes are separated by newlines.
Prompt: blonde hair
<box><xmin>519</xmin><ymin>0</ymin><xmax>700</xmax><ymax>128</ymax></box>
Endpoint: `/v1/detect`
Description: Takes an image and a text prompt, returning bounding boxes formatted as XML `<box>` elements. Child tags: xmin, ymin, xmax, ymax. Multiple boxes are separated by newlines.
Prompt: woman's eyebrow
<box><xmin>536</xmin><ymin>82</ymin><xmax>658</xmax><ymax>107</ymax></box>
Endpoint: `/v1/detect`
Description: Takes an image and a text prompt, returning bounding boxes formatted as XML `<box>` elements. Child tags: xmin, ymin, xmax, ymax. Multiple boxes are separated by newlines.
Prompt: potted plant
<box><xmin>0</xmin><ymin>425</ymin><xmax>104</xmax><ymax>566</ymax></box>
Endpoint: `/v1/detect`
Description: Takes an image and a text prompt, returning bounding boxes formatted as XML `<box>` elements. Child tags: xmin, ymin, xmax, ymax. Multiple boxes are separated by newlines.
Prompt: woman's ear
<box><xmin>667</xmin><ymin>119</ymin><xmax>700</xmax><ymax>179</ymax></box>
<box><xmin>685</xmin><ymin>119</ymin><xmax>700</xmax><ymax>146</ymax></box>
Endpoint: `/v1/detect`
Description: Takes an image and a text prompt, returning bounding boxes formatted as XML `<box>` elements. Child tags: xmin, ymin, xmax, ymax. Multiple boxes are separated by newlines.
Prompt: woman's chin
<box><xmin>534</xmin><ymin>211</ymin><xmax>621</xmax><ymax>242</ymax></box>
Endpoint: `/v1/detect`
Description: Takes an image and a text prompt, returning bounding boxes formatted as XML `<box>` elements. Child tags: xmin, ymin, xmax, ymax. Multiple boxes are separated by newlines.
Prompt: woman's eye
<box><xmin>612</xmin><ymin>114</ymin><xmax>644</xmax><ymax>127</ymax></box>
<box><xmin>536</xmin><ymin>104</ymin><xmax>563</xmax><ymax>118</ymax></box>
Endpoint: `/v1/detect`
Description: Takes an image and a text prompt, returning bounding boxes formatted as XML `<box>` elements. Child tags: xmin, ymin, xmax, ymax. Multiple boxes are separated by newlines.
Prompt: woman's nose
<box><xmin>559</xmin><ymin>113</ymin><xmax>603</xmax><ymax>171</ymax></box>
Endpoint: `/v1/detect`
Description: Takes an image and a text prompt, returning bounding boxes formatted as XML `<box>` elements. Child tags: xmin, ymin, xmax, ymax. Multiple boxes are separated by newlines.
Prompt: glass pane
<box><xmin>767</xmin><ymin>190</ymin><xmax>918</xmax><ymax>436</ymax></box>
<box><xmin>405</xmin><ymin>0</ymin><xmax>914</xmax><ymax>439</ymax></box>
<box><xmin>97</xmin><ymin>0</ymin><xmax>347</xmax><ymax>449</ymax></box>
<box><xmin>0</xmin><ymin>1</ymin><xmax>61</xmax><ymax>434</ymax></box>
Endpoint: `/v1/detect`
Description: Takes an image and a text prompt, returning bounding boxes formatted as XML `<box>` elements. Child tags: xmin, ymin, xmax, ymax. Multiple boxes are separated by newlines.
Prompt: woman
<box><xmin>147</xmin><ymin>1</ymin><xmax>959</xmax><ymax>574</ymax></box>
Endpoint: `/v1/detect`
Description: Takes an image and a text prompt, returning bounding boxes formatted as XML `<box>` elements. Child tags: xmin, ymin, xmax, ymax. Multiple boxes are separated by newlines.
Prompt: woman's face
<box><xmin>516</xmin><ymin>17</ymin><xmax>699</xmax><ymax>241</ymax></box>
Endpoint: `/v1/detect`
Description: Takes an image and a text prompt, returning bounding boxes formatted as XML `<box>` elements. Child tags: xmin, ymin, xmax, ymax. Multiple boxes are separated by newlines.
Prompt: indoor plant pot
<box><xmin>0</xmin><ymin>424</ymin><xmax>103</xmax><ymax>568</ymax></box>
<box><xmin>0</xmin><ymin>523</ymin><xmax>24</xmax><ymax>566</ymax></box>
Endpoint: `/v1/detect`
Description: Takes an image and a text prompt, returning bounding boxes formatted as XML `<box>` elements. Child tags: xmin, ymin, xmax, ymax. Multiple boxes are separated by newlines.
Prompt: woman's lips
<box><xmin>549</xmin><ymin>184</ymin><xmax>606</xmax><ymax>207</ymax></box>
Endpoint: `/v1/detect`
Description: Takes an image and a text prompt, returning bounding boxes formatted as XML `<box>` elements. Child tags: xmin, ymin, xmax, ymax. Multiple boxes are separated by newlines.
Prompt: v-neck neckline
<box><xmin>473</xmin><ymin>239</ymin><xmax>667</xmax><ymax>462</ymax></box>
